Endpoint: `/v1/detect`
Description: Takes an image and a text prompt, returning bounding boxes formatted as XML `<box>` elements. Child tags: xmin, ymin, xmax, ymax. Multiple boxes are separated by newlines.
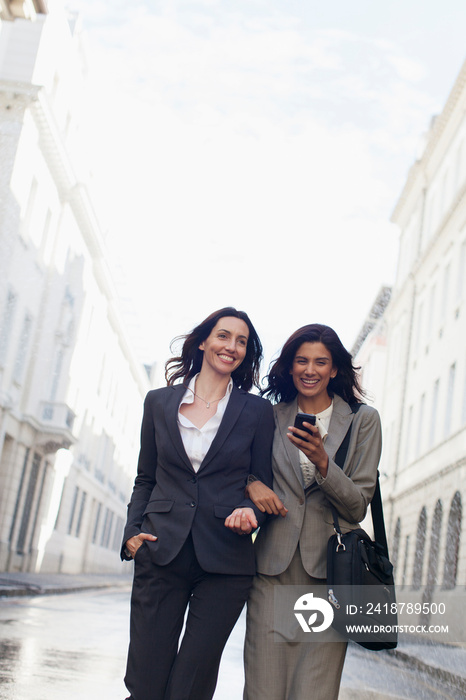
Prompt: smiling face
<box><xmin>199</xmin><ymin>316</ymin><xmax>249</xmax><ymax>378</ymax></box>
<box><xmin>290</xmin><ymin>341</ymin><xmax>337</xmax><ymax>410</ymax></box>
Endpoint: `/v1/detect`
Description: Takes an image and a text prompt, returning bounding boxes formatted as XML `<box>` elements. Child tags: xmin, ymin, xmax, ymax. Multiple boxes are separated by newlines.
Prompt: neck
<box><xmin>297</xmin><ymin>393</ymin><xmax>332</xmax><ymax>415</ymax></box>
<box><xmin>195</xmin><ymin>367</ymin><xmax>231</xmax><ymax>401</ymax></box>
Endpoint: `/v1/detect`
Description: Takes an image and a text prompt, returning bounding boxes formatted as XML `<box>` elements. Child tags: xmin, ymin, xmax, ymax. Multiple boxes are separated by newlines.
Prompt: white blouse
<box><xmin>178</xmin><ymin>374</ymin><xmax>233</xmax><ymax>472</ymax></box>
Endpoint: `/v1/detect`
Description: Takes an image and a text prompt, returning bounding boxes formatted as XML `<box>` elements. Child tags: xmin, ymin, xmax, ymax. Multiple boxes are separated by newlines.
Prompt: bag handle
<box><xmin>331</xmin><ymin>402</ymin><xmax>390</xmax><ymax>558</ymax></box>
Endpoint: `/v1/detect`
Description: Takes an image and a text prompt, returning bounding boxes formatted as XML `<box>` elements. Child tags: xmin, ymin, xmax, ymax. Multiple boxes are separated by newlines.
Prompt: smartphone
<box><xmin>294</xmin><ymin>412</ymin><xmax>316</xmax><ymax>435</ymax></box>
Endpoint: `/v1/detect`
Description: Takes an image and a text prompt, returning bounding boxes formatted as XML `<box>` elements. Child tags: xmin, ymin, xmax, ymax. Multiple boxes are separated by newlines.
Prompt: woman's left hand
<box><xmin>287</xmin><ymin>423</ymin><xmax>329</xmax><ymax>478</ymax></box>
<box><xmin>224</xmin><ymin>507</ymin><xmax>258</xmax><ymax>535</ymax></box>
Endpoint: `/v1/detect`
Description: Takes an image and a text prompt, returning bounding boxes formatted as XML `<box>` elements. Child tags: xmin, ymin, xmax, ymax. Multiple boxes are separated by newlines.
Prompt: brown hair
<box><xmin>165</xmin><ymin>307</ymin><xmax>263</xmax><ymax>392</ymax></box>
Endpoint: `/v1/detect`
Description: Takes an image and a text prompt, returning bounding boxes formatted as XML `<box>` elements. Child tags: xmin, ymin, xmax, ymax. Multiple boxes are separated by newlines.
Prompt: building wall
<box><xmin>354</xmin><ymin>58</ymin><xmax>466</xmax><ymax>598</ymax></box>
<box><xmin>0</xmin><ymin>4</ymin><xmax>150</xmax><ymax>573</ymax></box>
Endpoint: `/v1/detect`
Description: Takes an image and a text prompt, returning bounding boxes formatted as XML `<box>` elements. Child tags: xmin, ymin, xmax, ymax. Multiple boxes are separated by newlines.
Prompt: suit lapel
<box><xmin>198</xmin><ymin>385</ymin><xmax>248</xmax><ymax>472</ymax></box>
<box><xmin>324</xmin><ymin>394</ymin><xmax>353</xmax><ymax>465</ymax></box>
<box><xmin>274</xmin><ymin>399</ymin><xmax>304</xmax><ymax>489</ymax></box>
<box><xmin>164</xmin><ymin>384</ymin><xmax>195</xmax><ymax>472</ymax></box>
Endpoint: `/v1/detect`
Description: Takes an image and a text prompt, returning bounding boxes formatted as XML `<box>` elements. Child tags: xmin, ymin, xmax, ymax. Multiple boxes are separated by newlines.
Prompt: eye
<box><xmin>218</xmin><ymin>333</ymin><xmax>227</xmax><ymax>339</ymax></box>
<box><xmin>238</xmin><ymin>339</ymin><xmax>247</xmax><ymax>346</ymax></box>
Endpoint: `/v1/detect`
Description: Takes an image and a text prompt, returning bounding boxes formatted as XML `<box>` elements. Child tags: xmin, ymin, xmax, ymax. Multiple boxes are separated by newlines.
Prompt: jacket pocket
<box><xmin>214</xmin><ymin>505</ymin><xmax>236</xmax><ymax>519</ymax></box>
<box><xmin>143</xmin><ymin>500</ymin><xmax>174</xmax><ymax>515</ymax></box>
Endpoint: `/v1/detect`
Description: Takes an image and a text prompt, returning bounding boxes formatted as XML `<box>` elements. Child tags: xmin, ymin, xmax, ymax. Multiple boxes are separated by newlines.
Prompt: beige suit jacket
<box><xmin>254</xmin><ymin>394</ymin><xmax>382</xmax><ymax>579</ymax></box>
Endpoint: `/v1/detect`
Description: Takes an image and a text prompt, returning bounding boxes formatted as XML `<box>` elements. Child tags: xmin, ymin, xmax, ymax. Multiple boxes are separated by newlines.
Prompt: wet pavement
<box><xmin>0</xmin><ymin>573</ymin><xmax>465</xmax><ymax>699</ymax></box>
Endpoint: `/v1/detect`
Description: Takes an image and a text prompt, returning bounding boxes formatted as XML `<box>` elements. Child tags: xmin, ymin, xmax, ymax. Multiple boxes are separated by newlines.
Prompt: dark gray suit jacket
<box><xmin>122</xmin><ymin>383</ymin><xmax>274</xmax><ymax>575</ymax></box>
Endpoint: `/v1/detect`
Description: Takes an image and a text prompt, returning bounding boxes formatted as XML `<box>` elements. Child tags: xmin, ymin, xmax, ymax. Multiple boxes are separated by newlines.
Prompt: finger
<box><xmin>140</xmin><ymin>533</ymin><xmax>157</xmax><ymax>541</ymax></box>
<box><xmin>265</xmin><ymin>502</ymin><xmax>279</xmax><ymax>515</ymax></box>
<box><xmin>288</xmin><ymin>427</ymin><xmax>311</xmax><ymax>442</ymax></box>
<box><xmin>287</xmin><ymin>431</ymin><xmax>308</xmax><ymax>446</ymax></box>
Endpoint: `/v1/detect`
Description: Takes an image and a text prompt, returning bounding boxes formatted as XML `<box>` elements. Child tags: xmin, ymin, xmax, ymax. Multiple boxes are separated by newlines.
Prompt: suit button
<box><xmin>191</xmin><ymin>477</ymin><xmax>197</xmax><ymax>484</ymax></box>
<box><xmin>190</xmin><ymin>501</ymin><xmax>196</xmax><ymax>507</ymax></box>
<box><xmin>298</xmin><ymin>498</ymin><xmax>304</xmax><ymax>505</ymax></box>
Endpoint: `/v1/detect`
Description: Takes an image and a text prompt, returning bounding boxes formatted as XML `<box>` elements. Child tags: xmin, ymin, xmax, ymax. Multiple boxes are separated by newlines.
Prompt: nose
<box><xmin>224</xmin><ymin>336</ymin><xmax>236</xmax><ymax>353</ymax></box>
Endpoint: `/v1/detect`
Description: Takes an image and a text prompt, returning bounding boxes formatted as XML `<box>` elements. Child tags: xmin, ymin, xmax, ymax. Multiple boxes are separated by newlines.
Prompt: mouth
<box><xmin>218</xmin><ymin>354</ymin><xmax>235</xmax><ymax>364</ymax></box>
<box><xmin>300</xmin><ymin>377</ymin><xmax>318</xmax><ymax>388</ymax></box>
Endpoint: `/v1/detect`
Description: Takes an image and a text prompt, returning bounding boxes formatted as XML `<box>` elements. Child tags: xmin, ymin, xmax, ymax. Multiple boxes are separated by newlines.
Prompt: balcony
<box><xmin>24</xmin><ymin>401</ymin><xmax>77</xmax><ymax>453</ymax></box>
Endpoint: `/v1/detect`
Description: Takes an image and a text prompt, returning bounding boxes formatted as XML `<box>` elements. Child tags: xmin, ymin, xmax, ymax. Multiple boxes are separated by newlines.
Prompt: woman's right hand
<box><xmin>246</xmin><ymin>480</ymin><xmax>288</xmax><ymax>517</ymax></box>
<box><xmin>125</xmin><ymin>532</ymin><xmax>157</xmax><ymax>558</ymax></box>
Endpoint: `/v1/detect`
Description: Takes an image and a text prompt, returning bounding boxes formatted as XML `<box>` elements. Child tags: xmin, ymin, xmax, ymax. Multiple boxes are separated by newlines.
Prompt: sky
<box><xmin>68</xmin><ymin>0</ymin><xmax>466</xmax><ymax>378</ymax></box>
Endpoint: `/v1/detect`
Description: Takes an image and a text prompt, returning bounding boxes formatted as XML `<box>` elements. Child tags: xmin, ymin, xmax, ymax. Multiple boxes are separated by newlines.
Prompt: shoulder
<box><xmin>333</xmin><ymin>395</ymin><xmax>381</xmax><ymax>435</ymax></box>
<box><xmin>348</xmin><ymin>400</ymin><xmax>381</xmax><ymax>437</ymax></box>
<box><xmin>144</xmin><ymin>385</ymin><xmax>183</xmax><ymax>403</ymax></box>
<box><xmin>334</xmin><ymin>394</ymin><xmax>379</xmax><ymax>419</ymax></box>
<box><xmin>240</xmin><ymin>389</ymin><xmax>273</xmax><ymax>415</ymax></box>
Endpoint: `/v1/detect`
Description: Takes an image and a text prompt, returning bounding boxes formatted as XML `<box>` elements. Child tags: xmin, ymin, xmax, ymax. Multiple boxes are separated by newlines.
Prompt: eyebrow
<box><xmin>295</xmin><ymin>355</ymin><xmax>330</xmax><ymax>361</ymax></box>
<box><xmin>218</xmin><ymin>328</ymin><xmax>249</xmax><ymax>340</ymax></box>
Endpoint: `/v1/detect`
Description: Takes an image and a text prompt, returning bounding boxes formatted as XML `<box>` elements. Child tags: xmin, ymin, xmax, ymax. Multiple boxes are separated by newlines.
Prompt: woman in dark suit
<box><xmin>122</xmin><ymin>307</ymin><xmax>274</xmax><ymax>700</ymax></box>
<box><xmin>244</xmin><ymin>324</ymin><xmax>382</xmax><ymax>700</ymax></box>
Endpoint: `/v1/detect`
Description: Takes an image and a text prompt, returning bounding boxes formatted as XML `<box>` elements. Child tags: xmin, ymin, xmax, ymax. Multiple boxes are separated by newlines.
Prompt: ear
<box><xmin>331</xmin><ymin>369</ymin><xmax>338</xmax><ymax>379</ymax></box>
<box><xmin>199</xmin><ymin>342</ymin><xmax>205</xmax><ymax>351</ymax></box>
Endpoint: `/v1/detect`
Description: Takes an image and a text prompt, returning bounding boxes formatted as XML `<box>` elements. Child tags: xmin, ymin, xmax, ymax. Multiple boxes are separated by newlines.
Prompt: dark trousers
<box><xmin>124</xmin><ymin>534</ymin><xmax>253</xmax><ymax>700</ymax></box>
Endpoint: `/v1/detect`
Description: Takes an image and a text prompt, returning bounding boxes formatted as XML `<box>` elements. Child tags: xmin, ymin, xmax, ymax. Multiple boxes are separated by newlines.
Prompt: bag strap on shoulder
<box><xmin>331</xmin><ymin>402</ymin><xmax>390</xmax><ymax>558</ymax></box>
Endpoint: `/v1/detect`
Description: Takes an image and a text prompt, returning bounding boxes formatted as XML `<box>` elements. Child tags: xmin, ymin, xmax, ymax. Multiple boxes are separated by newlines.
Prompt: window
<box><xmin>412</xmin><ymin>507</ymin><xmax>427</xmax><ymax>589</ymax></box>
<box><xmin>429</xmin><ymin>379</ymin><xmax>440</xmax><ymax>448</ymax></box>
<box><xmin>13</xmin><ymin>313</ymin><xmax>33</xmax><ymax>384</ymax></box>
<box><xmin>75</xmin><ymin>491</ymin><xmax>87</xmax><ymax>538</ymax></box>
<box><xmin>442</xmin><ymin>492</ymin><xmax>462</xmax><ymax>589</ymax></box>
<box><xmin>68</xmin><ymin>486</ymin><xmax>79</xmax><ymax>535</ymax></box>
<box><xmin>444</xmin><ymin>363</ymin><xmax>456</xmax><ymax>438</ymax></box>
<box><xmin>92</xmin><ymin>502</ymin><xmax>102</xmax><ymax>544</ymax></box>
<box><xmin>457</xmin><ymin>239</ymin><xmax>466</xmax><ymax>301</ymax></box>
<box><xmin>404</xmin><ymin>406</ymin><xmax>413</xmax><ymax>464</ymax></box>
<box><xmin>391</xmin><ymin>518</ymin><xmax>401</xmax><ymax>579</ymax></box>
<box><xmin>426</xmin><ymin>284</ymin><xmax>436</xmax><ymax>339</ymax></box>
<box><xmin>0</xmin><ymin>289</ymin><xmax>17</xmax><ymax>366</ymax></box>
<box><xmin>415</xmin><ymin>394</ymin><xmax>425</xmax><ymax>458</ymax></box>
<box><xmin>414</xmin><ymin>302</ymin><xmax>424</xmax><ymax>356</ymax></box>
<box><xmin>401</xmin><ymin>535</ymin><xmax>410</xmax><ymax>589</ymax></box>
<box><xmin>440</xmin><ymin>263</ymin><xmax>451</xmax><ymax>321</ymax></box>
<box><xmin>426</xmin><ymin>500</ymin><xmax>443</xmax><ymax>588</ymax></box>
<box><xmin>16</xmin><ymin>453</ymin><xmax>41</xmax><ymax>554</ymax></box>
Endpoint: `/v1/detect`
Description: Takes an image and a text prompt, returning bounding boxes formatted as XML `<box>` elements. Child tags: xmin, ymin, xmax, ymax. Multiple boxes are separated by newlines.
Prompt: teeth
<box><xmin>219</xmin><ymin>354</ymin><xmax>234</xmax><ymax>362</ymax></box>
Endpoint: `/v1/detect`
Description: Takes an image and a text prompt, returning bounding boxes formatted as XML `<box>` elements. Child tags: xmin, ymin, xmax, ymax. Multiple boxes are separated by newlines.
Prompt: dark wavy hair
<box><xmin>165</xmin><ymin>307</ymin><xmax>263</xmax><ymax>392</ymax></box>
<box><xmin>261</xmin><ymin>323</ymin><xmax>365</xmax><ymax>404</ymax></box>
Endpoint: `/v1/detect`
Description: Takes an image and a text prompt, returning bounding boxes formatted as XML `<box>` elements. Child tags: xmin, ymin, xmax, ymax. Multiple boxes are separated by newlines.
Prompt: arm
<box><xmin>120</xmin><ymin>392</ymin><xmax>158</xmax><ymax>559</ymax></box>
<box><xmin>316</xmin><ymin>407</ymin><xmax>382</xmax><ymax>523</ymax></box>
<box><xmin>245</xmin><ymin>478</ymin><xmax>288</xmax><ymax>517</ymax></box>
<box><xmin>224</xmin><ymin>398</ymin><xmax>275</xmax><ymax>533</ymax></box>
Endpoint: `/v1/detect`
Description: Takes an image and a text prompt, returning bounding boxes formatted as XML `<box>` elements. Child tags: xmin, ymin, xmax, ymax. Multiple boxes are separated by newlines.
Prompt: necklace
<box><xmin>187</xmin><ymin>386</ymin><xmax>225</xmax><ymax>409</ymax></box>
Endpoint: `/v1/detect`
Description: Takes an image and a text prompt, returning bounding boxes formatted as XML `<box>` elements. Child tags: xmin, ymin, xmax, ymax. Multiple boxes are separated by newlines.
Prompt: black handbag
<box><xmin>326</xmin><ymin>405</ymin><xmax>398</xmax><ymax>651</ymax></box>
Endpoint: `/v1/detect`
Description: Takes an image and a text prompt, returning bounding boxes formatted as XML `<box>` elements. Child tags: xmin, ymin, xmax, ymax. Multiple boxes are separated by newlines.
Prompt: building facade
<box><xmin>0</xmin><ymin>1</ymin><xmax>150</xmax><ymax>573</ymax></box>
<box><xmin>354</xmin><ymin>58</ymin><xmax>466</xmax><ymax>617</ymax></box>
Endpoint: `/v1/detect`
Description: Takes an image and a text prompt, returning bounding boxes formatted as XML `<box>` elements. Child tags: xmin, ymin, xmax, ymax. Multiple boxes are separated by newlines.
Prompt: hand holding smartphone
<box><xmin>293</xmin><ymin>412</ymin><xmax>316</xmax><ymax>436</ymax></box>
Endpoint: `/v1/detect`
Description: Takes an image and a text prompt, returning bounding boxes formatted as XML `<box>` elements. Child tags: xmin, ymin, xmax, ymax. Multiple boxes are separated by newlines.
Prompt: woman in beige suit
<box><xmin>244</xmin><ymin>324</ymin><xmax>382</xmax><ymax>700</ymax></box>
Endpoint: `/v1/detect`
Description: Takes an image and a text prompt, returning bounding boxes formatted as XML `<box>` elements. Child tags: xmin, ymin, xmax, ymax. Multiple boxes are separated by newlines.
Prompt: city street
<box><xmin>0</xmin><ymin>585</ymin><xmax>463</xmax><ymax>700</ymax></box>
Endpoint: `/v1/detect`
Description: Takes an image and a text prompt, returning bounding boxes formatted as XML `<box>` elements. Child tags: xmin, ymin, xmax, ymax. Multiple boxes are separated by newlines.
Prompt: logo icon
<box><xmin>294</xmin><ymin>592</ymin><xmax>334</xmax><ymax>633</ymax></box>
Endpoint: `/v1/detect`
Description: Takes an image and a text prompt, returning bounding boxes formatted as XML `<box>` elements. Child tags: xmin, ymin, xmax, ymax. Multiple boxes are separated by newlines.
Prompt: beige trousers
<box><xmin>243</xmin><ymin>547</ymin><xmax>347</xmax><ymax>700</ymax></box>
